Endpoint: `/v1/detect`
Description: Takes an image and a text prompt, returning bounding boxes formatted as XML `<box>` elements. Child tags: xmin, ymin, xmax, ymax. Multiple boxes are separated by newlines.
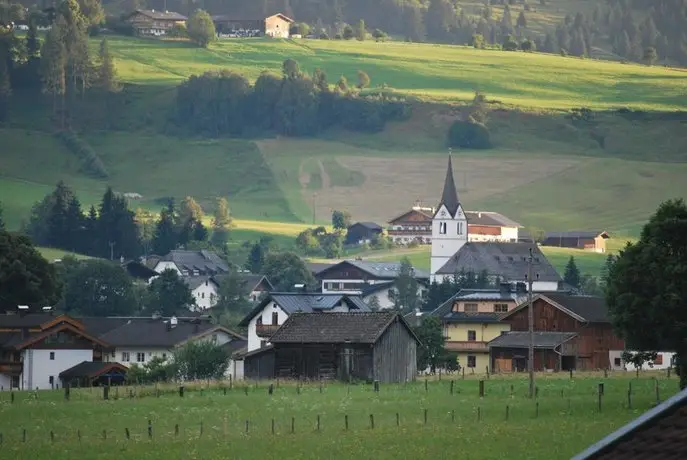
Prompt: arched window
<box><xmin>272</xmin><ymin>311</ymin><xmax>279</xmax><ymax>326</ymax></box>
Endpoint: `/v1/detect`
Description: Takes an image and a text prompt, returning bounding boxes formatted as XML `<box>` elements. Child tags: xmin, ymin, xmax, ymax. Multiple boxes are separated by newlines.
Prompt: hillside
<box><xmin>2</xmin><ymin>36</ymin><xmax>686</xmax><ymax>243</ymax></box>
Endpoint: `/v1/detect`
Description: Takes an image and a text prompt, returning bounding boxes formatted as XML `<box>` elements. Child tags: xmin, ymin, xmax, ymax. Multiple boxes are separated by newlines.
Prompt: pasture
<box><xmin>0</xmin><ymin>372</ymin><xmax>678</xmax><ymax>460</ymax></box>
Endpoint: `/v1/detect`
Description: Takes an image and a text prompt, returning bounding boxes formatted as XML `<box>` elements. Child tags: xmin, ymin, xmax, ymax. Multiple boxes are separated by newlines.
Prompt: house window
<box><xmin>457</xmin><ymin>222</ymin><xmax>463</xmax><ymax>235</ymax></box>
<box><xmin>614</xmin><ymin>358</ymin><xmax>621</xmax><ymax>367</ymax></box>
<box><xmin>256</xmin><ymin>316</ymin><xmax>263</xmax><ymax>326</ymax></box>
<box><xmin>49</xmin><ymin>352</ymin><xmax>55</xmax><ymax>360</ymax></box>
<box><xmin>654</xmin><ymin>354</ymin><xmax>663</xmax><ymax>365</ymax></box>
<box><xmin>49</xmin><ymin>376</ymin><xmax>54</xmax><ymax>385</ymax></box>
<box><xmin>464</xmin><ymin>303</ymin><xmax>478</xmax><ymax>313</ymax></box>
<box><xmin>122</xmin><ymin>352</ymin><xmax>130</xmax><ymax>362</ymax></box>
<box><xmin>493</xmin><ymin>304</ymin><xmax>509</xmax><ymax>313</ymax></box>
<box><xmin>439</xmin><ymin>222</ymin><xmax>447</xmax><ymax>234</ymax></box>
<box><xmin>272</xmin><ymin>311</ymin><xmax>279</xmax><ymax>326</ymax></box>
<box><xmin>137</xmin><ymin>352</ymin><xmax>145</xmax><ymax>363</ymax></box>
<box><xmin>162</xmin><ymin>353</ymin><xmax>167</xmax><ymax>360</ymax></box>
<box><xmin>467</xmin><ymin>330</ymin><xmax>477</xmax><ymax>341</ymax></box>
<box><xmin>201</xmin><ymin>292</ymin><xmax>205</xmax><ymax>299</ymax></box>
<box><xmin>467</xmin><ymin>356</ymin><xmax>476</xmax><ymax>368</ymax></box>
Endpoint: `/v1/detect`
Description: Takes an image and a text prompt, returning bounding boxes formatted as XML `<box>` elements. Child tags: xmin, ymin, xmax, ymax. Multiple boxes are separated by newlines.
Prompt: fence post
<box><xmin>317</xmin><ymin>415</ymin><xmax>320</xmax><ymax>432</ymax></box>
<box><xmin>450</xmin><ymin>380</ymin><xmax>454</xmax><ymax>395</ymax></box>
<box><xmin>103</xmin><ymin>386</ymin><xmax>109</xmax><ymax>400</ymax></box>
<box><xmin>174</xmin><ymin>424</ymin><xmax>179</xmax><ymax>437</ymax></box>
<box><xmin>505</xmin><ymin>405</ymin><xmax>509</xmax><ymax>421</ymax></box>
<box><xmin>22</xmin><ymin>429</ymin><xmax>26</xmax><ymax>443</ymax></box>
<box><xmin>425</xmin><ymin>380</ymin><xmax>428</xmax><ymax>393</ymax></box>
<box><xmin>510</xmin><ymin>384</ymin><xmax>514</xmax><ymax>397</ymax></box>
<box><xmin>268</xmin><ymin>384</ymin><xmax>274</xmax><ymax>395</ymax></box>
<box><xmin>148</xmin><ymin>420</ymin><xmax>152</xmax><ymax>439</ymax></box>
<box><xmin>396</xmin><ymin>412</ymin><xmax>400</xmax><ymax>426</ymax></box>
<box><xmin>64</xmin><ymin>385</ymin><xmax>70</xmax><ymax>401</ymax></box>
<box><xmin>50</xmin><ymin>431</ymin><xmax>54</xmax><ymax>443</ymax></box>
<box><xmin>102</xmin><ymin>429</ymin><xmax>107</xmax><ymax>440</ymax></box>
<box><xmin>424</xmin><ymin>408</ymin><xmax>428</xmax><ymax>425</ymax></box>
<box><xmin>10</xmin><ymin>392</ymin><xmax>14</xmax><ymax>404</ymax></box>
<box><xmin>200</xmin><ymin>421</ymin><xmax>203</xmax><ymax>437</ymax></box>
<box><xmin>477</xmin><ymin>407</ymin><xmax>481</xmax><ymax>422</ymax></box>
<box><xmin>245</xmin><ymin>420</ymin><xmax>249</xmax><ymax>434</ymax></box>
<box><xmin>271</xmin><ymin>419</ymin><xmax>275</xmax><ymax>435</ymax></box>
<box><xmin>451</xmin><ymin>409</ymin><xmax>455</xmax><ymax>422</ymax></box>
<box><xmin>486</xmin><ymin>366</ymin><xmax>490</xmax><ymax>379</ymax></box>
<box><xmin>569</xmin><ymin>369</ymin><xmax>573</xmax><ymax>380</ymax></box>
<box><xmin>535</xmin><ymin>402</ymin><xmax>539</xmax><ymax>418</ymax></box>
<box><xmin>462</xmin><ymin>367</ymin><xmax>465</xmax><ymax>380</ymax></box>
<box><xmin>345</xmin><ymin>414</ymin><xmax>348</xmax><ymax>431</ymax></box>
<box><xmin>179</xmin><ymin>386</ymin><xmax>184</xmax><ymax>398</ymax></box>
<box><xmin>374</xmin><ymin>380</ymin><xmax>379</xmax><ymax>393</ymax></box>
<box><xmin>125</xmin><ymin>428</ymin><xmax>130</xmax><ymax>440</ymax></box>
<box><xmin>369</xmin><ymin>414</ymin><xmax>374</xmax><ymax>430</ymax></box>
<box><xmin>604</xmin><ymin>368</ymin><xmax>608</xmax><ymax>378</ymax></box>
<box><xmin>479</xmin><ymin>380</ymin><xmax>485</xmax><ymax>397</ymax></box>
<box><xmin>598</xmin><ymin>383</ymin><xmax>603</xmax><ymax>412</ymax></box>
<box><xmin>291</xmin><ymin>417</ymin><xmax>295</xmax><ymax>434</ymax></box>
<box><xmin>244</xmin><ymin>386</ymin><xmax>248</xmax><ymax>396</ymax></box>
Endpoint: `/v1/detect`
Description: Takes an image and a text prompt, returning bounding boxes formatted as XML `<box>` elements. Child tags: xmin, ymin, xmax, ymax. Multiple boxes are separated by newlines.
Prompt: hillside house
<box><xmin>126</xmin><ymin>9</ymin><xmax>187</xmax><ymax>36</ymax></box>
<box><xmin>150</xmin><ymin>250</ymin><xmax>229</xmax><ymax>277</ymax></box>
<box><xmin>489</xmin><ymin>293</ymin><xmax>624</xmax><ymax>372</ymax></box>
<box><xmin>184</xmin><ymin>276</ymin><xmax>219</xmax><ymax>310</ymax></box>
<box><xmin>250</xmin><ymin>312</ymin><xmax>419</xmax><ymax>383</ymax></box>
<box><xmin>345</xmin><ymin>222</ymin><xmax>384</xmax><ymax>245</ymax></box>
<box><xmin>541</xmin><ymin>231</ymin><xmax>610</xmax><ymax>253</ymax></box>
<box><xmin>0</xmin><ymin>313</ymin><xmax>110</xmax><ymax>390</ymax></box>
<box><xmin>237</xmin><ymin>292</ymin><xmax>369</xmax><ymax>353</ymax></box>
<box><xmin>315</xmin><ymin>260</ymin><xmax>429</xmax><ymax>309</ymax></box>
<box><xmin>387</xmin><ymin>205</ymin><xmax>520</xmax><ymax>245</ymax></box>
<box><xmin>428</xmin><ymin>284</ymin><xmax>527</xmax><ymax>372</ymax></box>
<box><xmin>572</xmin><ymin>387</ymin><xmax>687</xmax><ymax>459</ymax></box>
<box><xmin>211</xmin><ymin>273</ymin><xmax>273</xmax><ymax>303</ymax></box>
<box><xmin>212</xmin><ymin>13</ymin><xmax>293</xmax><ymax>38</ymax></box>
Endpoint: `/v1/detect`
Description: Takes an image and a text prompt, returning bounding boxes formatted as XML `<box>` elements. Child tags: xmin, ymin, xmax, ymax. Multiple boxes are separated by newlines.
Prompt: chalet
<box><xmin>247</xmin><ymin>312</ymin><xmax>419</xmax><ymax>383</ymax></box>
<box><xmin>212</xmin><ymin>13</ymin><xmax>293</xmax><ymax>38</ymax></box>
<box><xmin>572</xmin><ymin>387</ymin><xmax>687</xmax><ymax>459</ymax></box>
<box><xmin>237</xmin><ymin>292</ymin><xmax>369</xmax><ymax>353</ymax></box>
<box><xmin>489</xmin><ymin>293</ymin><xmax>624</xmax><ymax>372</ymax></box>
<box><xmin>541</xmin><ymin>231</ymin><xmax>610</xmax><ymax>253</ymax></box>
<box><xmin>345</xmin><ymin>222</ymin><xmax>383</xmax><ymax>245</ymax></box>
<box><xmin>126</xmin><ymin>9</ymin><xmax>187</xmax><ymax>36</ymax></box>
<box><xmin>387</xmin><ymin>204</ymin><xmax>520</xmax><ymax>245</ymax></box>
<box><xmin>150</xmin><ymin>249</ymin><xmax>229</xmax><ymax>277</ymax></box>
<box><xmin>184</xmin><ymin>276</ymin><xmax>219</xmax><ymax>310</ymax></box>
<box><xmin>428</xmin><ymin>283</ymin><xmax>527</xmax><ymax>372</ymax></box>
<box><xmin>315</xmin><ymin>260</ymin><xmax>429</xmax><ymax>309</ymax></box>
<box><xmin>432</xmin><ymin>242</ymin><xmax>562</xmax><ymax>290</ymax></box>
<box><xmin>0</xmin><ymin>313</ymin><xmax>110</xmax><ymax>390</ymax></box>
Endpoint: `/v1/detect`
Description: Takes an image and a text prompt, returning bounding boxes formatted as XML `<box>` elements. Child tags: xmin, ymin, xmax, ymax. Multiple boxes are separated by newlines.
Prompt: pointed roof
<box><xmin>437</xmin><ymin>154</ymin><xmax>460</xmax><ymax>217</ymax></box>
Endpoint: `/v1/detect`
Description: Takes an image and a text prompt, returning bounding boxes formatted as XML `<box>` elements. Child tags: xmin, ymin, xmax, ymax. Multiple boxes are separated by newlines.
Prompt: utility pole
<box><xmin>527</xmin><ymin>247</ymin><xmax>535</xmax><ymax>399</ymax></box>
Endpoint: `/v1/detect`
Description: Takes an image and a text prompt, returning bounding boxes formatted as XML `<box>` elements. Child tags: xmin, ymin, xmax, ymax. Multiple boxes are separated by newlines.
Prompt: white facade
<box><xmin>362</xmin><ymin>291</ymin><xmax>396</xmax><ymax>310</ymax></box>
<box><xmin>0</xmin><ymin>373</ymin><xmax>11</xmax><ymax>390</ymax></box>
<box><xmin>22</xmin><ymin>349</ymin><xmax>94</xmax><ymax>390</ymax></box>
<box><xmin>191</xmin><ymin>281</ymin><xmax>219</xmax><ymax>310</ymax></box>
<box><xmin>468</xmin><ymin>226</ymin><xmax>519</xmax><ymax>243</ymax></box>
<box><xmin>609</xmin><ymin>350</ymin><xmax>676</xmax><ymax>371</ymax></box>
<box><xmin>430</xmin><ymin>204</ymin><xmax>468</xmax><ymax>279</ymax></box>
<box><xmin>153</xmin><ymin>261</ymin><xmax>181</xmax><ymax>276</ymax></box>
<box><xmin>246</xmin><ymin>301</ymin><xmax>290</xmax><ymax>352</ymax></box>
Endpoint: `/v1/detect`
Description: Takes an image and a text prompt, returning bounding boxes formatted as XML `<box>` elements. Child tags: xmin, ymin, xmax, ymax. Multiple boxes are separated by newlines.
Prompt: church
<box><xmin>430</xmin><ymin>156</ymin><xmax>561</xmax><ymax>291</ymax></box>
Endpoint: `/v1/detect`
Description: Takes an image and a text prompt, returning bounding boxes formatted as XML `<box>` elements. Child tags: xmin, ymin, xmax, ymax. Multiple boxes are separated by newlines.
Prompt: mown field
<box><xmin>0</xmin><ymin>372</ymin><xmax>678</xmax><ymax>460</ymax></box>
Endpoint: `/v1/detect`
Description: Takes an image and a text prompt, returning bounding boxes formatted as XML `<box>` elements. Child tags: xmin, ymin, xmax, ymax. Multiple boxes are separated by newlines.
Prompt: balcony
<box><xmin>445</xmin><ymin>341</ymin><xmax>489</xmax><ymax>353</ymax></box>
<box><xmin>0</xmin><ymin>361</ymin><xmax>23</xmax><ymax>374</ymax></box>
<box><xmin>255</xmin><ymin>324</ymin><xmax>281</xmax><ymax>338</ymax></box>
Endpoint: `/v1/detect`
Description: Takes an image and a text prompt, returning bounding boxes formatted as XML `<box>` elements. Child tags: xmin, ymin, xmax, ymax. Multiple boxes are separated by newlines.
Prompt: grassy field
<box><xmin>0</xmin><ymin>372</ymin><xmax>678</xmax><ymax>459</ymax></box>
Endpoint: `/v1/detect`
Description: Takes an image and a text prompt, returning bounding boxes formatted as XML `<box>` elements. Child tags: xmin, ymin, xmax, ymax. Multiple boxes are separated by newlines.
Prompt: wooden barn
<box><xmin>489</xmin><ymin>293</ymin><xmax>624</xmax><ymax>372</ymax></box>
<box><xmin>265</xmin><ymin>312</ymin><xmax>419</xmax><ymax>383</ymax></box>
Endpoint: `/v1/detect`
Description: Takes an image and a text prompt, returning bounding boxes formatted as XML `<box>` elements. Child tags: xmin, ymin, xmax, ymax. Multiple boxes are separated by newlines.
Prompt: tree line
<box><xmin>176</xmin><ymin>58</ymin><xmax>410</xmax><ymax>137</ymax></box>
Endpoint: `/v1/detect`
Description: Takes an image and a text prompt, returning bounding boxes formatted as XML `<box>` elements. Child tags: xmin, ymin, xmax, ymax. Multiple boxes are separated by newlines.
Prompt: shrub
<box><xmin>55</xmin><ymin>131</ymin><xmax>109</xmax><ymax>178</ymax></box>
<box><xmin>343</xmin><ymin>24</ymin><xmax>354</xmax><ymax>40</ymax></box>
<box><xmin>471</xmin><ymin>33</ymin><xmax>485</xmax><ymax>49</ymax></box>
<box><xmin>520</xmin><ymin>38</ymin><xmax>535</xmax><ymax>52</ymax></box>
<box><xmin>447</xmin><ymin>120</ymin><xmax>492</xmax><ymax>149</ymax></box>
<box><xmin>319</xmin><ymin>31</ymin><xmax>329</xmax><ymax>39</ymax></box>
<box><xmin>372</xmin><ymin>28</ymin><xmax>387</xmax><ymax>41</ymax></box>
<box><xmin>334</xmin><ymin>33</ymin><xmax>342</xmax><ymax>40</ymax></box>
<box><xmin>502</xmin><ymin>35</ymin><xmax>519</xmax><ymax>51</ymax></box>
<box><xmin>168</xmin><ymin>23</ymin><xmax>188</xmax><ymax>38</ymax></box>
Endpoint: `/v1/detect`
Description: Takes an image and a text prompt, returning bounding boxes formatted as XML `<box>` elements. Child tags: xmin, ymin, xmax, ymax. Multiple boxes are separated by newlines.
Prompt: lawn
<box><xmin>0</xmin><ymin>372</ymin><xmax>678</xmax><ymax>460</ymax></box>
<box><xmin>36</xmin><ymin>247</ymin><xmax>93</xmax><ymax>262</ymax></box>
<box><xmin>103</xmin><ymin>36</ymin><xmax>687</xmax><ymax>111</ymax></box>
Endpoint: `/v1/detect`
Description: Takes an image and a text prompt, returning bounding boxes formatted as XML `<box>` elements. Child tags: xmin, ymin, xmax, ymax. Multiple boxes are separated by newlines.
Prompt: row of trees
<box><xmin>176</xmin><ymin>58</ymin><xmax>410</xmax><ymax>137</ymax></box>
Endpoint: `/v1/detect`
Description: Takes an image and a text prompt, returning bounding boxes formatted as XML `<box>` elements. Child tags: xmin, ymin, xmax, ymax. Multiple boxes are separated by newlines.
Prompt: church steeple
<box><xmin>438</xmin><ymin>152</ymin><xmax>460</xmax><ymax>217</ymax></box>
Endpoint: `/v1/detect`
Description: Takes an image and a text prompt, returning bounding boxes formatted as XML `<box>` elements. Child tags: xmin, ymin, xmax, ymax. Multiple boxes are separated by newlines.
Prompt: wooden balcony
<box><xmin>0</xmin><ymin>362</ymin><xmax>22</xmax><ymax>374</ymax></box>
<box><xmin>255</xmin><ymin>324</ymin><xmax>281</xmax><ymax>338</ymax></box>
<box><xmin>445</xmin><ymin>341</ymin><xmax>489</xmax><ymax>353</ymax></box>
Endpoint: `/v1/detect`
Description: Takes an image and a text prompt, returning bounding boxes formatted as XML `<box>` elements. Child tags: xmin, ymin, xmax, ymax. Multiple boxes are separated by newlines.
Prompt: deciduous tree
<box><xmin>262</xmin><ymin>252</ymin><xmax>314</xmax><ymax>291</ymax></box>
<box><xmin>187</xmin><ymin>9</ymin><xmax>215</xmax><ymax>48</ymax></box>
<box><xmin>174</xmin><ymin>339</ymin><xmax>228</xmax><ymax>380</ymax></box>
<box><xmin>62</xmin><ymin>259</ymin><xmax>137</xmax><ymax>316</ymax></box>
<box><xmin>393</xmin><ymin>256</ymin><xmax>419</xmax><ymax>312</ymax></box>
<box><xmin>146</xmin><ymin>269</ymin><xmax>194</xmax><ymax>315</ymax></box>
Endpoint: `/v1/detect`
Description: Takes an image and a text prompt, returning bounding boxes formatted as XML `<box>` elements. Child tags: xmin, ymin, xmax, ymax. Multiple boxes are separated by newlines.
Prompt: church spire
<box><xmin>438</xmin><ymin>151</ymin><xmax>460</xmax><ymax>216</ymax></box>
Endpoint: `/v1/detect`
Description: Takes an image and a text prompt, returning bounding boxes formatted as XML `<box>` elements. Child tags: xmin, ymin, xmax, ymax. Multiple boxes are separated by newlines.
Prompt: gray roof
<box><xmin>269</xmin><ymin>312</ymin><xmax>418</xmax><ymax>344</ymax></box>
<box><xmin>438</xmin><ymin>155</ymin><xmax>460</xmax><ymax>216</ymax></box>
<box><xmin>161</xmin><ymin>250</ymin><xmax>229</xmax><ymax>274</ymax></box>
<box><xmin>488</xmin><ymin>331</ymin><xmax>577</xmax><ymax>349</ymax></box>
<box><xmin>238</xmin><ymin>293</ymin><xmax>370</xmax><ymax>327</ymax></box>
<box><xmin>59</xmin><ymin>361</ymin><xmax>128</xmax><ymax>380</ymax></box>
<box><xmin>134</xmin><ymin>9</ymin><xmax>187</xmax><ymax>21</ymax></box>
<box><xmin>435</xmin><ymin>242</ymin><xmax>562</xmax><ymax>282</ymax></box>
<box><xmin>541</xmin><ymin>293</ymin><xmax>610</xmax><ymax>323</ymax></box>
<box><xmin>306</xmin><ymin>262</ymin><xmax>335</xmax><ymax>275</ymax></box>
<box><xmin>98</xmin><ymin>319</ymin><xmax>243</xmax><ymax>348</ymax></box>
<box><xmin>543</xmin><ymin>231</ymin><xmax>609</xmax><ymax>240</ymax></box>
<box><xmin>321</xmin><ymin>260</ymin><xmax>430</xmax><ymax>280</ymax></box>
<box><xmin>183</xmin><ymin>275</ymin><xmax>217</xmax><ymax>291</ymax></box>
<box><xmin>352</xmin><ymin>222</ymin><xmax>383</xmax><ymax>231</ymax></box>
<box><xmin>0</xmin><ymin>314</ymin><xmax>59</xmax><ymax>328</ymax></box>
<box><xmin>361</xmin><ymin>281</ymin><xmax>395</xmax><ymax>296</ymax></box>
<box><xmin>211</xmin><ymin>273</ymin><xmax>273</xmax><ymax>291</ymax></box>
<box><xmin>443</xmin><ymin>312</ymin><xmax>503</xmax><ymax>323</ymax></box>
<box><xmin>464</xmin><ymin>211</ymin><xmax>521</xmax><ymax>228</ymax></box>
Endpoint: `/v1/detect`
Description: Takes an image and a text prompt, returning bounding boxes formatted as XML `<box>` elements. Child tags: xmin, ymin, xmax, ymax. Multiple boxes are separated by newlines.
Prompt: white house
<box><xmin>609</xmin><ymin>350</ymin><xmax>676</xmax><ymax>372</ymax></box>
<box><xmin>185</xmin><ymin>276</ymin><xmax>220</xmax><ymax>310</ymax></box>
<box><xmin>237</xmin><ymin>293</ymin><xmax>370</xmax><ymax>353</ymax></box>
<box><xmin>0</xmin><ymin>314</ymin><xmax>110</xmax><ymax>390</ymax></box>
<box><xmin>150</xmin><ymin>250</ymin><xmax>229</xmax><ymax>277</ymax></box>
<box><xmin>429</xmin><ymin>155</ymin><xmax>561</xmax><ymax>291</ymax></box>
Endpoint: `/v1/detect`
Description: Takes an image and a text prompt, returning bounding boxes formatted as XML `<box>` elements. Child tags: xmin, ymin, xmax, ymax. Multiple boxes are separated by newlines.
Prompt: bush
<box><xmin>319</xmin><ymin>31</ymin><xmax>329</xmax><ymax>39</ymax></box>
<box><xmin>343</xmin><ymin>24</ymin><xmax>354</xmax><ymax>40</ymax></box>
<box><xmin>334</xmin><ymin>33</ymin><xmax>343</xmax><ymax>40</ymax></box>
<box><xmin>502</xmin><ymin>35</ymin><xmax>519</xmax><ymax>51</ymax></box>
<box><xmin>447</xmin><ymin>120</ymin><xmax>492</xmax><ymax>149</ymax></box>
<box><xmin>168</xmin><ymin>23</ymin><xmax>188</xmax><ymax>38</ymax></box>
<box><xmin>471</xmin><ymin>33</ymin><xmax>485</xmax><ymax>49</ymax></box>
<box><xmin>55</xmin><ymin>131</ymin><xmax>109</xmax><ymax>178</ymax></box>
<box><xmin>372</xmin><ymin>28</ymin><xmax>387</xmax><ymax>41</ymax></box>
<box><xmin>520</xmin><ymin>38</ymin><xmax>535</xmax><ymax>52</ymax></box>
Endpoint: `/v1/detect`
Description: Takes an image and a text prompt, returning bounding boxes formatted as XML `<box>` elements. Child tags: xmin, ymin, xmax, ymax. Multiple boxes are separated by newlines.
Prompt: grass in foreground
<box><xmin>0</xmin><ymin>372</ymin><xmax>677</xmax><ymax>460</ymax></box>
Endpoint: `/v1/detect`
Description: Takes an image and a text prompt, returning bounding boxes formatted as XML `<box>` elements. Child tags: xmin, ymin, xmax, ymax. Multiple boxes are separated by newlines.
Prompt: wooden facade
<box><xmin>501</xmin><ymin>297</ymin><xmax>624</xmax><ymax>370</ymax></box>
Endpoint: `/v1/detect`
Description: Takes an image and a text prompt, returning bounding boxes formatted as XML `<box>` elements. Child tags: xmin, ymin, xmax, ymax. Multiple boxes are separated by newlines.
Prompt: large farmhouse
<box><xmin>126</xmin><ymin>9</ymin><xmax>187</xmax><ymax>36</ymax></box>
<box><xmin>212</xmin><ymin>13</ymin><xmax>293</xmax><ymax>38</ymax></box>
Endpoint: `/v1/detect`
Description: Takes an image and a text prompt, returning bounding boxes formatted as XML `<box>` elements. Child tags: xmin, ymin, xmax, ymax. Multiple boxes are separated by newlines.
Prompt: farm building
<box><xmin>245</xmin><ymin>312</ymin><xmax>419</xmax><ymax>383</ymax></box>
<box><xmin>490</xmin><ymin>293</ymin><xmax>625</xmax><ymax>372</ymax></box>
<box><xmin>212</xmin><ymin>13</ymin><xmax>293</xmax><ymax>38</ymax></box>
<box><xmin>126</xmin><ymin>9</ymin><xmax>187</xmax><ymax>36</ymax></box>
<box><xmin>59</xmin><ymin>361</ymin><xmax>129</xmax><ymax>388</ymax></box>
<box><xmin>572</xmin><ymin>386</ymin><xmax>687</xmax><ymax>459</ymax></box>
<box><xmin>345</xmin><ymin>222</ymin><xmax>383</xmax><ymax>245</ymax></box>
<box><xmin>541</xmin><ymin>231</ymin><xmax>610</xmax><ymax>253</ymax></box>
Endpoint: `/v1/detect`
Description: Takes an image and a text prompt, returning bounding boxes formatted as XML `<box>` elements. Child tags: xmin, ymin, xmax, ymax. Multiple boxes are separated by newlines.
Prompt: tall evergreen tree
<box><xmin>26</xmin><ymin>19</ymin><xmax>41</xmax><ymax>57</ymax></box>
<box><xmin>96</xmin><ymin>187</ymin><xmax>141</xmax><ymax>259</ymax></box>
<box><xmin>152</xmin><ymin>200</ymin><xmax>179</xmax><ymax>255</ymax></box>
<box><xmin>40</xmin><ymin>25</ymin><xmax>66</xmax><ymax>123</ymax></box>
<box><xmin>393</xmin><ymin>257</ymin><xmax>419</xmax><ymax>312</ymax></box>
<box><xmin>563</xmin><ymin>256</ymin><xmax>581</xmax><ymax>288</ymax></box>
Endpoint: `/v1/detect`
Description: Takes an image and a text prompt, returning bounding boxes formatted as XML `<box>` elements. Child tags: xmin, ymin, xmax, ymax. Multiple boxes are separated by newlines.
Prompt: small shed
<box><xmin>269</xmin><ymin>311</ymin><xmax>419</xmax><ymax>383</ymax></box>
<box><xmin>345</xmin><ymin>222</ymin><xmax>383</xmax><ymax>245</ymax></box>
<box><xmin>488</xmin><ymin>331</ymin><xmax>578</xmax><ymax>372</ymax></box>
<box><xmin>541</xmin><ymin>231</ymin><xmax>610</xmax><ymax>253</ymax></box>
<box><xmin>59</xmin><ymin>361</ymin><xmax>129</xmax><ymax>388</ymax></box>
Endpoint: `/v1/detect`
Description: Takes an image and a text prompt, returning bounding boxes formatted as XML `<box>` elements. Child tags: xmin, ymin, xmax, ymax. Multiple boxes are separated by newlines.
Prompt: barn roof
<box><xmin>59</xmin><ymin>361</ymin><xmax>128</xmax><ymax>380</ymax></box>
<box><xmin>572</xmin><ymin>387</ymin><xmax>687</xmax><ymax>459</ymax></box>
<box><xmin>503</xmin><ymin>293</ymin><xmax>610</xmax><ymax>323</ymax></box>
<box><xmin>465</xmin><ymin>211</ymin><xmax>521</xmax><ymax>228</ymax></box>
<box><xmin>442</xmin><ymin>312</ymin><xmax>503</xmax><ymax>323</ymax></box>
<box><xmin>317</xmin><ymin>260</ymin><xmax>430</xmax><ymax>280</ymax></box>
<box><xmin>159</xmin><ymin>250</ymin><xmax>229</xmax><ymax>274</ymax></box>
<box><xmin>269</xmin><ymin>312</ymin><xmax>419</xmax><ymax>344</ymax></box>
<box><xmin>488</xmin><ymin>331</ymin><xmax>577</xmax><ymax>349</ymax></box>
<box><xmin>98</xmin><ymin>319</ymin><xmax>243</xmax><ymax>348</ymax></box>
<box><xmin>543</xmin><ymin>231</ymin><xmax>610</xmax><ymax>240</ymax></box>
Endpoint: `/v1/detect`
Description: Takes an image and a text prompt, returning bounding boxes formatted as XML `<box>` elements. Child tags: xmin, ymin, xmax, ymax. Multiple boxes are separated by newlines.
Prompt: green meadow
<box><xmin>0</xmin><ymin>372</ymin><xmax>678</xmax><ymax>460</ymax></box>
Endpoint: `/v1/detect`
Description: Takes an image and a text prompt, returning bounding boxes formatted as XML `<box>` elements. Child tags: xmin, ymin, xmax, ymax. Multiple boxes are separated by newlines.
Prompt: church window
<box><xmin>439</xmin><ymin>222</ymin><xmax>447</xmax><ymax>234</ymax></box>
<box><xmin>457</xmin><ymin>222</ymin><xmax>463</xmax><ymax>235</ymax></box>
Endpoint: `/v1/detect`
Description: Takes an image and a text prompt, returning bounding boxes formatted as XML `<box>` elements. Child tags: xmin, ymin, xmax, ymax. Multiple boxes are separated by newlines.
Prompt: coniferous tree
<box><xmin>563</xmin><ymin>256</ymin><xmax>581</xmax><ymax>288</ymax></box>
<box><xmin>40</xmin><ymin>25</ymin><xmax>66</xmax><ymax>123</ymax></box>
<box><xmin>517</xmin><ymin>11</ymin><xmax>527</xmax><ymax>29</ymax></box>
<box><xmin>152</xmin><ymin>200</ymin><xmax>179</xmax><ymax>255</ymax></box>
<box><xmin>96</xmin><ymin>187</ymin><xmax>141</xmax><ymax>259</ymax></box>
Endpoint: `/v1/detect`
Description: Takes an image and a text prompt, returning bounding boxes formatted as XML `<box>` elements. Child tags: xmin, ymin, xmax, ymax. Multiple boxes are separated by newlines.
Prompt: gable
<box><xmin>317</xmin><ymin>262</ymin><xmax>375</xmax><ymax>280</ymax></box>
<box><xmin>389</xmin><ymin>209</ymin><xmax>432</xmax><ymax>224</ymax></box>
<box><xmin>14</xmin><ymin>323</ymin><xmax>109</xmax><ymax>350</ymax></box>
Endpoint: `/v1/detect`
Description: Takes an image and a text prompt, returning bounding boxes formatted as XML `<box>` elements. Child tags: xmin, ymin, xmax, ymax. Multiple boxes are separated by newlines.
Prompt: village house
<box><xmin>212</xmin><ymin>13</ymin><xmax>293</xmax><ymax>38</ymax></box>
<box><xmin>541</xmin><ymin>231</ymin><xmax>611</xmax><ymax>253</ymax></box>
<box><xmin>428</xmin><ymin>283</ymin><xmax>527</xmax><ymax>372</ymax></box>
<box><xmin>489</xmin><ymin>293</ymin><xmax>624</xmax><ymax>372</ymax></box>
<box><xmin>237</xmin><ymin>292</ymin><xmax>370</xmax><ymax>353</ymax></box>
<box><xmin>245</xmin><ymin>312</ymin><xmax>419</xmax><ymax>383</ymax></box>
<box><xmin>184</xmin><ymin>276</ymin><xmax>220</xmax><ymax>310</ymax></box>
<box><xmin>126</xmin><ymin>9</ymin><xmax>187</xmax><ymax>36</ymax></box>
<box><xmin>315</xmin><ymin>260</ymin><xmax>429</xmax><ymax>309</ymax></box>
<box><xmin>148</xmin><ymin>249</ymin><xmax>229</xmax><ymax>277</ymax></box>
<box><xmin>387</xmin><ymin>204</ymin><xmax>521</xmax><ymax>245</ymax></box>
<box><xmin>572</xmin><ymin>387</ymin><xmax>687</xmax><ymax>459</ymax></box>
<box><xmin>0</xmin><ymin>313</ymin><xmax>110</xmax><ymax>390</ymax></box>
<box><xmin>345</xmin><ymin>222</ymin><xmax>384</xmax><ymax>245</ymax></box>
